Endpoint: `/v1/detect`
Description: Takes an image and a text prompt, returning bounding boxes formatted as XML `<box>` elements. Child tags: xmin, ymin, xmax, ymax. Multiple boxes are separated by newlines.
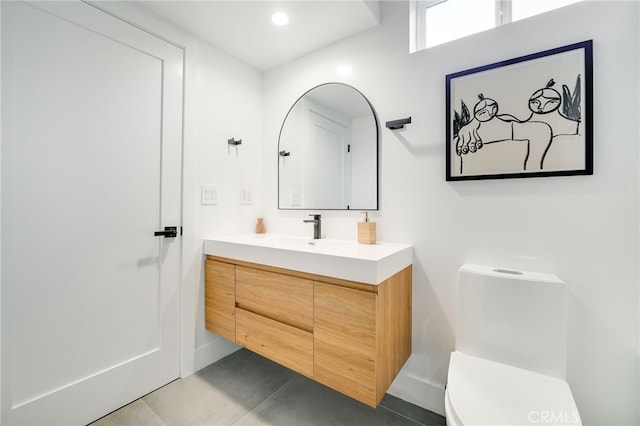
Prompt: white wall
<box><xmin>0</xmin><ymin>3</ymin><xmax>3</xmax><ymax>421</ymax></box>
<box><xmin>263</xmin><ymin>2</ymin><xmax>639</xmax><ymax>425</ymax></box>
<box><xmin>192</xmin><ymin>38</ymin><xmax>264</xmax><ymax>369</ymax></box>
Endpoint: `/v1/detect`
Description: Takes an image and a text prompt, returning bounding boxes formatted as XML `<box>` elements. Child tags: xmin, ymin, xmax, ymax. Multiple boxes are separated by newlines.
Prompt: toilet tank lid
<box><xmin>447</xmin><ymin>351</ymin><xmax>581</xmax><ymax>426</ymax></box>
<box><xmin>459</xmin><ymin>264</ymin><xmax>565</xmax><ymax>284</ymax></box>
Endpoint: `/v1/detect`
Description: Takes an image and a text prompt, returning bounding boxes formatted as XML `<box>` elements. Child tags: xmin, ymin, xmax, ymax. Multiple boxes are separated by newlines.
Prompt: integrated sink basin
<box><xmin>203</xmin><ymin>234</ymin><xmax>412</xmax><ymax>285</ymax></box>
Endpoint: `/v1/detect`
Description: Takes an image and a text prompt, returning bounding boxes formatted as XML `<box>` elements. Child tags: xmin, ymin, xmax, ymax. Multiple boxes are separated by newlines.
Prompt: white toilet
<box><xmin>445</xmin><ymin>264</ymin><xmax>582</xmax><ymax>426</ymax></box>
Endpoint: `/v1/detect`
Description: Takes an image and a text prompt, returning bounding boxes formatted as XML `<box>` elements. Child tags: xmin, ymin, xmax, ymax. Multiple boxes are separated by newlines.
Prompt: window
<box><xmin>412</xmin><ymin>0</ymin><xmax>583</xmax><ymax>51</ymax></box>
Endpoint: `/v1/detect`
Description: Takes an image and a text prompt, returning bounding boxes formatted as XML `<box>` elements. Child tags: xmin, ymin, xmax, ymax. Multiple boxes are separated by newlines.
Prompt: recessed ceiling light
<box><xmin>271</xmin><ymin>12</ymin><xmax>289</xmax><ymax>26</ymax></box>
<box><xmin>336</xmin><ymin>64</ymin><xmax>353</xmax><ymax>77</ymax></box>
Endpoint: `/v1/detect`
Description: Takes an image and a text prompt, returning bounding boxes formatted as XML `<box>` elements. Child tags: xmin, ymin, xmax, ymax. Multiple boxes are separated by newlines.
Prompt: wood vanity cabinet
<box><xmin>204</xmin><ymin>255</ymin><xmax>412</xmax><ymax>408</ymax></box>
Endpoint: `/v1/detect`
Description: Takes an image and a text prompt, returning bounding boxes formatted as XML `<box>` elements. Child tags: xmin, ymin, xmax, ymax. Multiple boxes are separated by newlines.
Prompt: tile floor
<box><xmin>91</xmin><ymin>349</ymin><xmax>446</xmax><ymax>426</ymax></box>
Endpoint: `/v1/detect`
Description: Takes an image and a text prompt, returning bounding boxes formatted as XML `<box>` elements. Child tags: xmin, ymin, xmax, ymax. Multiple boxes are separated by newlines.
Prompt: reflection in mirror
<box><xmin>278</xmin><ymin>83</ymin><xmax>379</xmax><ymax>210</ymax></box>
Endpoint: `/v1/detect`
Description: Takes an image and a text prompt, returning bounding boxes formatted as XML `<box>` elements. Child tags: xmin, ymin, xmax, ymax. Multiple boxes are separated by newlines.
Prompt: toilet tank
<box><xmin>456</xmin><ymin>264</ymin><xmax>567</xmax><ymax>379</ymax></box>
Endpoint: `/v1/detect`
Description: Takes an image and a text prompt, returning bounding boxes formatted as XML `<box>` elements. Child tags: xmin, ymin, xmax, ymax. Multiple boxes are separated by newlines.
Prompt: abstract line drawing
<box><xmin>446</xmin><ymin>40</ymin><xmax>593</xmax><ymax>181</ymax></box>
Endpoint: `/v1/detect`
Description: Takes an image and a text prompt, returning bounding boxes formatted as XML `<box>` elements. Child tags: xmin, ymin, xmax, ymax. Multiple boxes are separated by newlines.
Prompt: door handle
<box><xmin>154</xmin><ymin>226</ymin><xmax>178</xmax><ymax>238</ymax></box>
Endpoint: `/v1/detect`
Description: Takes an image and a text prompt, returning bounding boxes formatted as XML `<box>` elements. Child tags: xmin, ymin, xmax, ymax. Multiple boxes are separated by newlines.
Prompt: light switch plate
<box><xmin>240</xmin><ymin>188</ymin><xmax>253</xmax><ymax>205</ymax></box>
<box><xmin>201</xmin><ymin>185</ymin><xmax>217</xmax><ymax>205</ymax></box>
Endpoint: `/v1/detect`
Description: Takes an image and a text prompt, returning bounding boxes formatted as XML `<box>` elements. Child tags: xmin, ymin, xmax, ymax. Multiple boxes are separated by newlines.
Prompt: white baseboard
<box><xmin>387</xmin><ymin>369</ymin><xmax>446</xmax><ymax>417</ymax></box>
<box><xmin>194</xmin><ymin>336</ymin><xmax>241</xmax><ymax>372</ymax></box>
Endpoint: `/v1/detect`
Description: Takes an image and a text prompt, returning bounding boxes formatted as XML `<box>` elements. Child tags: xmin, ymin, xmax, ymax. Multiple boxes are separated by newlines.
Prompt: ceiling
<box><xmin>136</xmin><ymin>1</ymin><xmax>381</xmax><ymax>71</ymax></box>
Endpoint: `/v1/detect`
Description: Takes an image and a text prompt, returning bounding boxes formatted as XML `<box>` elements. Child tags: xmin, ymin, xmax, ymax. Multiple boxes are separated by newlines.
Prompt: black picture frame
<box><xmin>445</xmin><ymin>40</ymin><xmax>593</xmax><ymax>181</ymax></box>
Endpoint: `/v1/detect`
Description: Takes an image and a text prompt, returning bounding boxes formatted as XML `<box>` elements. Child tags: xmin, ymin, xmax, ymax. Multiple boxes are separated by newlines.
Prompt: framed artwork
<box><xmin>445</xmin><ymin>40</ymin><xmax>593</xmax><ymax>181</ymax></box>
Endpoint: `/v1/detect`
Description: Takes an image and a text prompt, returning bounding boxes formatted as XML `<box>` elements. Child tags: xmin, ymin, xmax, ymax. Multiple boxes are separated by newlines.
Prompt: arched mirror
<box><xmin>278</xmin><ymin>83</ymin><xmax>379</xmax><ymax>210</ymax></box>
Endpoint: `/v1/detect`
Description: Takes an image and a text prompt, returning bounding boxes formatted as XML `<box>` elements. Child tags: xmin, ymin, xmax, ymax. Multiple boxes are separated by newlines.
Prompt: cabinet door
<box><xmin>314</xmin><ymin>282</ymin><xmax>377</xmax><ymax>407</ymax></box>
<box><xmin>205</xmin><ymin>259</ymin><xmax>236</xmax><ymax>341</ymax></box>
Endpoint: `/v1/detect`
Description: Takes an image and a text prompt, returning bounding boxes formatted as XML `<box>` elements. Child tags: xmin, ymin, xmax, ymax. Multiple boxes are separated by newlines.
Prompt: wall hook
<box><xmin>227</xmin><ymin>138</ymin><xmax>242</xmax><ymax>156</ymax></box>
<box><xmin>385</xmin><ymin>117</ymin><xmax>411</xmax><ymax>130</ymax></box>
<box><xmin>279</xmin><ymin>150</ymin><xmax>290</xmax><ymax>157</ymax></box>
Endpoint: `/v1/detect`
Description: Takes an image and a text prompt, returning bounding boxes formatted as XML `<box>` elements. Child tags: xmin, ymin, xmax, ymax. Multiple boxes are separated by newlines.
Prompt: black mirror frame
<box><xmin>277</xmin><ymin>82</ymin><xmax>380</xmax><ymax>211</ymax></box>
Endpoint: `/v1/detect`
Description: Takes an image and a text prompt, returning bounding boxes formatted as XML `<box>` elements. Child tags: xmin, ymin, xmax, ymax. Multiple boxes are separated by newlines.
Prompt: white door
<box><xmin>306</xmin><ymin>110</ymin><xmax>351</xmax><ymax>209</ymax></box>
<box><xmin>1</xmin><ymin>2</ymin><xmax>183</xmax><ymax>424</ymax></box>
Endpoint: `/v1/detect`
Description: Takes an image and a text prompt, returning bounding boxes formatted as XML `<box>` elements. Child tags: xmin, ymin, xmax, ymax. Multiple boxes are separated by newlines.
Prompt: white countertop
<box><xmin>203</xmin><ymin>234</ymin><xmax>413</xmax><ymax>285</ymax></box>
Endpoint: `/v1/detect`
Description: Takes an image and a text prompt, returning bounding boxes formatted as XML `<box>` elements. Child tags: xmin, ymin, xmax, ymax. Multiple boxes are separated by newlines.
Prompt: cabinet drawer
<box><xmin>236</xmin><ymin>308</ymin><xmax>313</xmax><ymax>378</ymax></box>
<box><xmin>205</xmin><ymin>260</ymin><xmax>236</xmax><ymax>342</ymax></box>
<box><xmin>236</xmin><ymin>266</ymin><xmax>313</xmax><ymax>331</ymax></box>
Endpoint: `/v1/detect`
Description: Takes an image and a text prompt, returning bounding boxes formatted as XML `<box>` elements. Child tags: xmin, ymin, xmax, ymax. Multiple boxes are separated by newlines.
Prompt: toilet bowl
<box><xmin>446</xmin><ymin>265</ymin><xmax>581</xmax><ymax>426</ymax></box>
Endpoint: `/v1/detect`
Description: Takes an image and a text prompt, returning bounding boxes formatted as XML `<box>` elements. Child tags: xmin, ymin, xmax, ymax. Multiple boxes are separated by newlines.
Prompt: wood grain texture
<box><xmin>204</xmin><ymin>256</ymin><xmax>412</xmax><ymax>408</ymax></box>
<box><xmin>314</xmin><ymin>282</ymin><xmax>378</xmax><ymax>407</ymax></box>
<box><xmin>204</xmin><ymin>259</ymin><xmax>236</xmax><ymax>342</ymax></box>
<box><xmin>207</xmin><ymin>255</ymin><xmax>376</xmax><ymax>293</ymax></box>
<box><xmin>376</xmin><ymin>265</ymin><xmax>412</xmax><ymax>403</ymax></box>
<box><xmin>236</xmin><ymin>308</ymin><xmax>314</xmax><ymax>378</ymax></box>
<box><xmin>357</xmin><ymin>222</ymin><xmax>377</xmax><ymax>244</ymax></box>
<box><xmin>236</xmin><ymin>266</ymin><xmax>313</xmax><ymax>331</ymax></box>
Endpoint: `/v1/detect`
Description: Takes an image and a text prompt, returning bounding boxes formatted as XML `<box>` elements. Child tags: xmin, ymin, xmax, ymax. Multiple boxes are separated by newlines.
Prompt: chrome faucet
<box><xmin>303</xmin><ymin>214</ymin><xmax>322</xmax><ymax>239</ymax></box>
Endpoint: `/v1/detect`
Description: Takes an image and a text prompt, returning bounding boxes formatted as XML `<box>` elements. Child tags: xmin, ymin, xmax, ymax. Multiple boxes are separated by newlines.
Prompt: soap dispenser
<box><xmin>357</xmin><ymin>212</ymin><xmax>376</xmax><ymax>244</ymax></box>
